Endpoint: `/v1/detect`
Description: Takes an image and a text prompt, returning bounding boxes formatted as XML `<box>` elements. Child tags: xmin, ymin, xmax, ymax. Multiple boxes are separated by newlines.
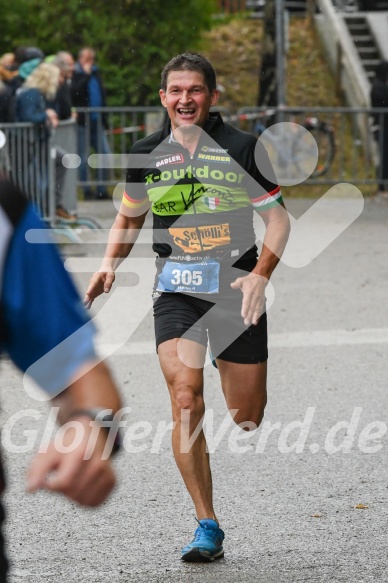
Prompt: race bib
<box><xmin>156</xmin><ymin>260</ymin><xmax>220</xmax><ymax>294</ymax></box>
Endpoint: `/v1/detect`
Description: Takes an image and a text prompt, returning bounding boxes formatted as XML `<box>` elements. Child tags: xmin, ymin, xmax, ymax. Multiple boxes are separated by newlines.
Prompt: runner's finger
<box><xmin>104</xmin><ymin>272</ymin><xmax>115</xmax><ymax>292</ymax></box>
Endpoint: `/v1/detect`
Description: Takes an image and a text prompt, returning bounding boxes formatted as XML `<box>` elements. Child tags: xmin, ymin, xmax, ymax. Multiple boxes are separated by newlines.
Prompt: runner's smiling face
<box><xmin>159</xmin><ymin>70</ymin><xmax>219</xmax><ymax>131</ymax></box>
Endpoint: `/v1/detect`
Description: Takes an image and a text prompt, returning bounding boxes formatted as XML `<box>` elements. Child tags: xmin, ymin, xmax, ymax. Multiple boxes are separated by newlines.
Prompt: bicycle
<box><xmin>239</xmin><ymin>110</ymin><xmax>336</xmax><ymax>181</ymax></box>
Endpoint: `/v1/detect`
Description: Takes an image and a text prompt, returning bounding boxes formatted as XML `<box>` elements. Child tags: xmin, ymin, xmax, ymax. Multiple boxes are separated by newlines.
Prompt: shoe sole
<box><xmin>181</xmin><ymin>548</ymin><xmax>224</xmax><ymax>562</ymax></box>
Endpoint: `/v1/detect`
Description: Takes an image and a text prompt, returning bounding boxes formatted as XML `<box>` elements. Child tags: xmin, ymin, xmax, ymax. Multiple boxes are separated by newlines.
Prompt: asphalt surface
<box><xmin>1</xmin><ymin>194</ymin><xmax>388</xmax><ymax>582</ymax></box>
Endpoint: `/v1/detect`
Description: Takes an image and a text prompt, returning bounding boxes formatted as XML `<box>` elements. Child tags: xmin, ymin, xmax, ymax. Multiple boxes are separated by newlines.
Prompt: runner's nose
<box><xmin>180</xmin><ymin>90</ymin><xmax>191</xmax><ymax>104</ymax></box>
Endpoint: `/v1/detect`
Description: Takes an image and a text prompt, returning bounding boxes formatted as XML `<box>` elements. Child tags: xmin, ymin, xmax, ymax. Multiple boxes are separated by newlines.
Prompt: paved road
<box><xmin>1</xmin><ymin>196</ymin><xmax>388</xmax><ymax>582</ymax></box>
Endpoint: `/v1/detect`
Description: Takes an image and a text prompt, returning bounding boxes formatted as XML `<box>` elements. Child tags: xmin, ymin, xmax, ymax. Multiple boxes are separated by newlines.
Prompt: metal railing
<box><xmin>76</xmin><ymin>105</ymin><xmax>388</xmax><ymax>189</ymax></box>
<box><xmin>0</xmin><ymin>121</ymin><xmax>56</xmax><ymax>222</ymax></box>
<box><xmin>74</xmin><ymin>107</ymin><xmax>165</xmax><ymax>195</ymax></box>
<box><xmin>233</xmin><ymin>106</ymin><xmax>388</xmax><ymax>187</ymax></box>
<box><xmin>2</xmin><ymin>106</ymin><xmax>388</xmax><ymax>217</ymax></box>
<box><xmin>0</xmin><ymin>119</ymin><xmax>80</xmax><ymax>223</ymax></box>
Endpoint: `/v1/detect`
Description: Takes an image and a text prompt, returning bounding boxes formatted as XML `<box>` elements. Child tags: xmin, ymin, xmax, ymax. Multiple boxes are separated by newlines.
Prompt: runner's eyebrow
<box><xmin>168</xmin><ymin>85</ymin><xmax>205</xmax><ymax>91</ymax></box>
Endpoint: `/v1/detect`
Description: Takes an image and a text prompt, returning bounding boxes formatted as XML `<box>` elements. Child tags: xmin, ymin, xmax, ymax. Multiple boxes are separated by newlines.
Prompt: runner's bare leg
<box><xmin>158</xmin><ymin>338</ymin><xmax>218</xmax><ymax>522</ymax></box>
<box><xmin>217</xmin><ymin>360</ymin><xmax>267</xmax><ymax>428</ymax></box>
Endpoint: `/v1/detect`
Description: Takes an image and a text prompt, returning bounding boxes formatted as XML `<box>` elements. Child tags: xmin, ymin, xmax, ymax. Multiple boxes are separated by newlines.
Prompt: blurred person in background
<box><xmin>0</xmin><ymin>63</ymin><xmax>18</xmax><ymax>123</ymax></box>
<box><xmin>49</xmin><ymin>52</ymin><xmax>76</xmax><ymax>121</ymax></box>
<box><xmin>0</xmin><ymin>54</ymin><xmax>14</xmax><ymax>69</ymax></box>
<box><xmin>370</xmin><ymin>60</ymin><xmax>388</xmax><ymax>199</ymax></box>
<box><xmin>71</xmin><ymin>47</ymin><xmax>111</xmax><ymax>201</ymax></box>
<box><xmin>14</xmin><ymin>62</ymin><xmax>75</xmax><ymax>219</ymax></box>
<box><xmin>0</xmin><ymin>177</ymin><xmax>123</xmax><ymax>582</ymax></box>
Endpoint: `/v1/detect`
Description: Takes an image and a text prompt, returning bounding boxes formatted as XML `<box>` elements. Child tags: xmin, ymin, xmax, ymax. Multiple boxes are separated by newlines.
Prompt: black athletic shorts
<box><xmin>153</xmin><ymin>258</ymin><xmax>268</xmax><ymax>364</ymax></box>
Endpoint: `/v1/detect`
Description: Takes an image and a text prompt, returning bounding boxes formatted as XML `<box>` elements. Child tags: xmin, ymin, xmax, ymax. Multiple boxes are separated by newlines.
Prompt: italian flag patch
<box><xmin>203</xmin><ymin>197</ymin><xmax>220</xmax><ymax>210</ymax></box>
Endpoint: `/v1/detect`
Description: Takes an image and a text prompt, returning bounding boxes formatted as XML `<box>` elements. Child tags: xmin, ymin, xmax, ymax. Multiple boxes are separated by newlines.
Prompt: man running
<box><xmin>85</xmin><ymin>53</ymin><xmax>290</xmax><ymax>562</ymax></box>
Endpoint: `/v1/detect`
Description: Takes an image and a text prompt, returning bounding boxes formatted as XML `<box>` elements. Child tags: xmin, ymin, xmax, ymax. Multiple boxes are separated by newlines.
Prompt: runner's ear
<box><xmin>210</xmin><ymin>89</ymin><xmax>219</xmax><ymax>107</ymax></box>
<box><xmin>159</xmin><ymin>89</ymin><xmax>167</xmax><ymax>108</ymax></box>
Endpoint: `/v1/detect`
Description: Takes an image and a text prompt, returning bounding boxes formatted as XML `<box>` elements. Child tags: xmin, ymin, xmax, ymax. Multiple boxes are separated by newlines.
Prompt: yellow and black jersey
<box><xmin>123</xmin><ymin>112</ymin><xmax>282</xmax><ymax>264</ymax></box>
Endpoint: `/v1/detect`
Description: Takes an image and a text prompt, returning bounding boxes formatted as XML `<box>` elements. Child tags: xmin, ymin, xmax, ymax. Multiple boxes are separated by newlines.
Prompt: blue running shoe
<box><xmin>181</xmin><ymin>518</ymin><xmax>224</xmax><ymax>562</ymax></box>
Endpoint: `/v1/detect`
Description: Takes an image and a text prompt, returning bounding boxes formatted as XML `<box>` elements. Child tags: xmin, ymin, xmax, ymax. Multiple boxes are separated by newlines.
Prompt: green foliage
<box><xmin>0</xmin><ymin>0</ymin><xmax>217</xmax><ymax>105</ymax></box>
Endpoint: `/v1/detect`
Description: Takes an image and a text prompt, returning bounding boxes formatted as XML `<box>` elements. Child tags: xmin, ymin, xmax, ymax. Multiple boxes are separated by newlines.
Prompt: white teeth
<box><xmin>178</xmin><ymin>108</ymin><xmax>195</xmax><ymax>114</ymax></box>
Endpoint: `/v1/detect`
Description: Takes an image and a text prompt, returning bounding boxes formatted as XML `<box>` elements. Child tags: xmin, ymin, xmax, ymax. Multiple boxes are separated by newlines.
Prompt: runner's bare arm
<box><xmin>84</xmin><ymin>207</ymin><xmax>148</xmax><ymax>308</ymax></box>
<box><xmin>231</xmin><ymin>203</ymin><xmax>290</xmax><ymax>326</ymax></box>
<box><xmin>252</xmin><ymin>202</ymin><xmax>291</xmax><ymax>280</ymax></box>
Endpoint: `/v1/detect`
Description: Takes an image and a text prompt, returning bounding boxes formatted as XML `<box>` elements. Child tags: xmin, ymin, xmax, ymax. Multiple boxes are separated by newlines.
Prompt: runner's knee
<box><xmin>170</xmin><ymin>384</ymin><xmax>205</xmax><ymax>419</ymax></box>
<box><xmin>231</xmin><ymin>401</ymin><xmax>266</xmax><ymax>430</ymax></box>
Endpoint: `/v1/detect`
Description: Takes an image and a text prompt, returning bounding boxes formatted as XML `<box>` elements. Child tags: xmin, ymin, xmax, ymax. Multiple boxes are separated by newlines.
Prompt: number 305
<box><xmin>171</xmin><ymin>269</ymin><xmax>203</xmax><ymax>286</ymax></box>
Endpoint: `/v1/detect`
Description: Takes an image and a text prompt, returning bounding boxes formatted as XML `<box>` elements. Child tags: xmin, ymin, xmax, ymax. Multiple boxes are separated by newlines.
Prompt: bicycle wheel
<box><xmin>259</xmin><ymin>123</ymin><xmax>304</xmax><ymax>185</ymax></box>
<box><xmin>303</xmin><ymin>121</ymin><xmax>335</xmax><ymax>178</ymax></box>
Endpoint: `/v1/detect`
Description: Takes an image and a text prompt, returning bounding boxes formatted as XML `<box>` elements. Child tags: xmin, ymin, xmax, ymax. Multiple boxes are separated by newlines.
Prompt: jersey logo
<box><xmin>203</xmin><ymin>196</ymin><xmax>220</xmax><ymax>210</ymax></box>
<box><xmin>155</xmin><ymin>153</ymin><xmax>185</xmax><ymax>168</ymax></box>
<box><xmin>201</xmin><ymin>146</ymin><xmax>228</xmax><ymax>153</ymax></box>
<box><xmin>168</xmin><ymin>223</ymin><xmax>230</xmax><ymax>253</ymax></box>
<box><xmin>197</xmin><ymin>153</ymin><xmax>231</xmax><ymax>164</ymax></box>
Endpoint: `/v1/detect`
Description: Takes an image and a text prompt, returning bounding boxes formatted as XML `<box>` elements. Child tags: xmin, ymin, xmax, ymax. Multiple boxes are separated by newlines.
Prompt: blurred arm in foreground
<box><xmin>0</xmin><ymin>178</ymin><xmax>122</xmax><ymax>507</ymax></box>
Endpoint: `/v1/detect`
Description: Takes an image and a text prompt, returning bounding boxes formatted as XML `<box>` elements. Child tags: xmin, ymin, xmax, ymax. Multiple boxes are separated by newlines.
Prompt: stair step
<box><xmin>347</xmin><ymin>23</ymin><xmax>369</xmax><ymax>31</ymax></box>
<box><xmin>352</xmin><ymin>34</ymin><xmax>374</xmax><ymax>41</ymax></box>
<box><xmin>348</xmin><ymin>27</ymin><xmax>369</xmax><ymax>35</ymax></box>
<box><xmin>360</xmin><ymin>54</ymin><xmax>380</xmax><ymax>61</ymax></box>
<box><xmin>363</xmin><ymin>64</ymin><xmax>380</xmax><ymax>73</ymax></box>
<box><xmin>344</xmin><ymin>16</ymin><xmax>367</xmax><ymax>23</ymax></box>
<box><xmin>358</xmin><ymin>44</ymin><xmax>379</xmax><ymax>50</ymax></box>
<box><xmin>359</xmin><ymin>48</ymin><xmax>380</xmax><ymax>56</ymax></box>
<box><xmin>353</xmin><ymin>38</ymin><xmax>375</xmax><ymax>47</ymax></box>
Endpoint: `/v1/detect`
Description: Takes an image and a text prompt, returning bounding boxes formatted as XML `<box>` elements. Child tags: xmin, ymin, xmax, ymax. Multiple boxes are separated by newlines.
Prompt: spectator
<box><xmin>0</xmin><ymin>54</ymin><xmax>14</xmax><ymax>69</ymax></box>
<box><xmin>12</xmin><ymin>46</ymin><xmax>28</xmax><ymax>70</ymax></box>
<box><xmin>0</xmin><ymin>59</ymin><xmax>22</xmax><ymax>123</ymax></box>
<box><xmin>0</xmin><ymin>80</ymin><xmax>10</xmax><ymax>123</ymax></box>
<box><xmin>56</xmin><ymin>51</ymin><xmax>75</xmax><ymax>81</ymax></box>
<box><xmin>49</xmin><ymin>52</ymin><xmax>76</xmax><ymax>121</ymax></box>
<box><xmin>0</xmin><ymin>47</ymin><xmax>46</xmax><ymax>123</ymax></box>
<box><xmin>0</xmin><ymin>69</ymin><xmax>18</xmax><ymax>123</ymax></box>
<box><xmin>15</xmin><ymin>62</ymin><xmax>75</xmax><ymax>219</ymax></box>
<box><xmin>370</xmin><ymin>60</ymin><xmax>388</xmax><ymax>199</ymax></box>
<box><xmin>71</xmin><ymin>47</ymin><xmax>111</xmax><ymax>200</ymax></box>
<box><xmin>0</xmin><ymin>177</ymin><xmax>122</xmax><ymax>582</ymax></box>
<box><xmin>21</xmin><ymin>46</ymin><xmax>45</xmax><ymax>63</ymax></box>
<box><xmin>6</xmin><ymin>47</ymin><xmax>46</xmax><ymax>107</ymax></box>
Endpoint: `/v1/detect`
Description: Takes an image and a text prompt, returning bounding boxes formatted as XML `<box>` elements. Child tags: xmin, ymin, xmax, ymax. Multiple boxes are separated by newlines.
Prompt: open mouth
<box><xmin>177</xmin><ymin>108</ymin><xmax>196</xmax><ymax>117</ymax></box>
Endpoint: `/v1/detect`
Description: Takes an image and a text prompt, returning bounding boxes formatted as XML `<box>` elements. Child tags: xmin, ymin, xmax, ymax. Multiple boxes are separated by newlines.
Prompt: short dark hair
<box><xmin>160</xmin><ymin>53</ymin><xmax>217</xmax><ymax>93</ymax></box>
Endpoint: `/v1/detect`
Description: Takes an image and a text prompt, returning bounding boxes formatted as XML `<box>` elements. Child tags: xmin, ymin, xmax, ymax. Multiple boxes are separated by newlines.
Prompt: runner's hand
<box><xmin>230</xmin><ymin>272</ymin><xmax>267</xmax><ymax>327</ymax></box>
<box><xmin>84</xmin><ymin>271</ymin><xmax>115</xmax><ymax>309</ymax></box>
<box><xmin>26</xmin><ymin>419</ymin><xmax>116</xmax><ymax>507</ymax></box>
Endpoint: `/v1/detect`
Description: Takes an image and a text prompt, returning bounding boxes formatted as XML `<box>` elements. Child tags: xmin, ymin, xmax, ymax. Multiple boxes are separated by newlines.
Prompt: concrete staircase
<box><xmin>316</xmin><ymin>0</ymin><xmax>388</xmax><ymax>106</ymax></box>
<box><xmin>344</xmin><ymin>15</ymin><xmax>381</xmax><ymax>81</ymax></box>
